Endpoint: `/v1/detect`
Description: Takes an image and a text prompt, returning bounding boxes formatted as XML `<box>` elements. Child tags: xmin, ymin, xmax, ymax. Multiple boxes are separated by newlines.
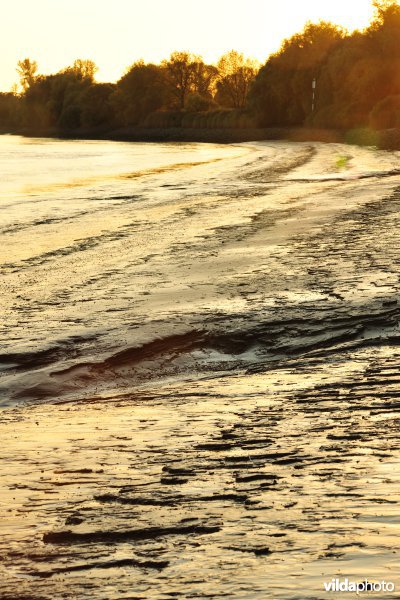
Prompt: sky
<box><xmin>1</xmin><ymin>0</ymin><xmax>378</xmax><ymax>92</ymax></box>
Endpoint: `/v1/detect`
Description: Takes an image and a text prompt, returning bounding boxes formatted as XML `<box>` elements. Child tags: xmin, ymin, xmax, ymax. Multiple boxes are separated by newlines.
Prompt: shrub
<box><xmin>345</xmin><ymin>128</ymin><xmax>379</xmax><ymax>146</ymax></box>
<box><xmin>369</xmin><ymin>95</ymin><xmax>400</xmax><ymax>129</ymax></box>
<box><xmin>185</xmin><ymin>93</ymin><xmax>214</xmax><ymax>112</ymax></box>
<box><xmin>59</xmin><ymin>104</ymin><xmax>81</xmax><ymax>129</ymax></box>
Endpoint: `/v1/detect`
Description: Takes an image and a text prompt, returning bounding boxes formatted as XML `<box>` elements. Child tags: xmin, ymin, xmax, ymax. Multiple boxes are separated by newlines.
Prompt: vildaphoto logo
<box><xmin>323</xmin><ymin>578</ymin><xmax>395</xmax><ymax>594</ymax></box>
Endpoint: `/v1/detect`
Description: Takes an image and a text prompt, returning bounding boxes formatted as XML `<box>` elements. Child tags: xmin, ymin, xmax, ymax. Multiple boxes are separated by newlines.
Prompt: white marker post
<box><xmin>312</xmin><ymin>78</ymin><xmax>316</xmax><ymax>113</ymax></box>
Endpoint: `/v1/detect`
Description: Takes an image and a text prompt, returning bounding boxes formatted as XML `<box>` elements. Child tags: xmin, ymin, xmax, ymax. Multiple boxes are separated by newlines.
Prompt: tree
<box><xmin>372</xmin><ymin>0</ymin><xmax>399</xmax><ymax>18</ymax></box>
<box><xmin>16</xmin><ymin>58</ymin><xmax>38</xmax><ymax>91</ymax></box>
<box><xmin>114</xmin><ymin>61</ymin><xmax>167</xmax><ymax>125</ymax></box>
<box><xmin>249</xmin><ymin>22</ymin><xmax>344</xmax><ymax>126</ymax></box>
<box><xmin>0</xmin><ymin>93</ymin><xmax>19</xmax><ymax>127</ymax></box>
<box><xmin>370</xmin><ymin>94</ymin><xmax>400</xmax><ymax>128</ymax></box>
<box><xmin>18</xmin><ymin>64</ymin><xmax>95</xmax><ymax>130</ymax></box>
<box><xmin>216</xmin><ymin>51</ymin><xmax>258</xmax><ymax>109</ymax></box>
<box><xmin>185</xmin><ymin>92</ymin><xmax>215</xmax><ymax>111</ymax></box>
<box><xmin>70</xmin><ymin>59</ymin><xmax>98</xmax><ymax>81</ymax></box>
<box><xmin>162</xmin><ymin>51</ymin><xmax>199</xmax><ymax>109</ymax></box>
<box><xmin>192</xmin><ymin>60</ymin><xmax>218</xmax><ymax>99</ymax></box>
<box><xmin>58</xmin><ymin>104</ymin><xmax>81</xmax><ymax>129</ymax></box>
<box><xmin>80</xmin><ymin>83</ymin><xmax>116</xmax><ymax>127</ymax></box>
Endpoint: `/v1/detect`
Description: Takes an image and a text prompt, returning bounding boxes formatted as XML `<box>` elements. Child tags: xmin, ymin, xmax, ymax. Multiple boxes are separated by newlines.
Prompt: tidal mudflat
<box><xmin>1</xmin><ymin>135</ymin><xmax>400</xmax><ymax>598</ymax></box>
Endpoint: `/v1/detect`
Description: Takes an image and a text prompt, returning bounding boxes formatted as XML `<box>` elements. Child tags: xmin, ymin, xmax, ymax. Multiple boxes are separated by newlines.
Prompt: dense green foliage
<box><xmin>2</xmin><ymin>2</ymin><xmax>400</xmax><ymax>134</ymax></box>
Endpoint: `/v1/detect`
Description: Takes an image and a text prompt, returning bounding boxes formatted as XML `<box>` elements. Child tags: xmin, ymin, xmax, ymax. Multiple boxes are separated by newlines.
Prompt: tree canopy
<box><xmin>250</xmin><ymin>1</ymin><xmax>400</xmax><ymax>130</ymax></box>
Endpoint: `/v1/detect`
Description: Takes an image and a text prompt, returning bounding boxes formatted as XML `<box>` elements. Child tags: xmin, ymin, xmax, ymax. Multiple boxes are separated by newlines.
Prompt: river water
<box><xmin>1</xmin><ymin>134</ymin><xmax>400</xmax><ymax>598</ymax></box>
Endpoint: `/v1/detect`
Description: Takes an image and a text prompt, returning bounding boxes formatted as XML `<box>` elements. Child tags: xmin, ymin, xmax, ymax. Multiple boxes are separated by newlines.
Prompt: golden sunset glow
<box><xmin>4</xmin><ymin>0</ymin><xmax>400</xmax><ymax>594</ymax></box>
<box><xmin>1</xmin><ymin>0</ymin><xmax>377</xmax><ymax>91</ymax></box>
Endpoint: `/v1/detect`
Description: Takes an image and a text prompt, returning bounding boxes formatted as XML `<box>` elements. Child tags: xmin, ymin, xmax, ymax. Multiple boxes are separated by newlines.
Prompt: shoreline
<box><xmin>1</xmin><ymin>125</ymin><xmax>335</xmax><ymax>145</ymax></box>
<box><xmin>3</xmin><ymin>125</ymin><xmax>400</xmax><ymax>149</ymax></box>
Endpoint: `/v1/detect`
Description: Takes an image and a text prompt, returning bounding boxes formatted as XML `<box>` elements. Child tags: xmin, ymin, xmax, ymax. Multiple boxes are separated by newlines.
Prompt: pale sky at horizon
<box><xmin>1</xmin><ymin>0</ymin><xmax>379</xmax><ymax>92</ymax></box>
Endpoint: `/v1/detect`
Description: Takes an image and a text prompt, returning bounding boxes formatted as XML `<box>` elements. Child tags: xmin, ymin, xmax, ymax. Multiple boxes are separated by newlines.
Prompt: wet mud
<box><xmin>1</xmin><ymin>137</ymin><xmax>400</xmax><ymax>598</ymax></box>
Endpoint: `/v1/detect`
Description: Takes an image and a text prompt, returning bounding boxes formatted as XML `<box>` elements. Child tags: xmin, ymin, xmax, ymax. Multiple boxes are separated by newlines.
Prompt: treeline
<box><xmin>0</xmin><ymin>51</ymin><xmax>258</xmax><ymax>132</ymax></box>
<box><xmin>2</xmin><ymin>1</ymin><xmax>400</xmax><ymax>135</ymax></box>
<box><xmin>251</xmin><ymin>0</ymin><xmax>400</xmax><ymax>131</ymax></box>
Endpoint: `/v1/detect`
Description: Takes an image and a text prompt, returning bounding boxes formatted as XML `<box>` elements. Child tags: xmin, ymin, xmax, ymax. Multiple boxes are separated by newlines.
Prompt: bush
<box><xmin>80</xmin><ymin>83</ymin><xmax>115</xmax><ymax>127</ymax></box>
<box><xmin>143</xmin><ymin>111</ymin><xmax>183</xmax><ymax>128</ymax></box>
<box><xmin>181</xmin><ymin>112</ymin><xmax>197</xmax><ymax>127</ymax></box>
<box><xmin>185</xmin><ymin>93</ymin><xmax>214</xmax><ymax>112</ymax></box>
<box><xmin>345</xmin><ymin>128</ymin><xmax>379</xmax><ymax>146</ymax></box>
<box><xmin>59</xmin><ymin>104</ymin><xmax>81</xmax><ymax>129</ymax></box>
<box><xmin>369</xmin><ymin>95</ymin><xmax>400</xmax><ymax>129</ymax></box>
<box><xmin>378</xmin><ymin>128</ymin><xmax>400</xmax><ymax>150</ymax></box>
<box><xmin>0</xmin><ymin>93</ymin><xmax>19</xmax><ymax>128</ymax></box>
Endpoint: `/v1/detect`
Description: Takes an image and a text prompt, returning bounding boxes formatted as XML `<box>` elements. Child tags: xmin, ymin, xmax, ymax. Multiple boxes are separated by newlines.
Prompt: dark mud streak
<box><xmin>22</xmin><ymin>302</ymin><xmax>397</xmax><ymax>399</ymax></box>
<box><xmin>0</xmin><ymin>335</ymin><xmax>97</xmax><ymax>372</ymax></box>
<box><xmin>1</xmin><ymin>223</ymin><xmax>139</xmax><ymax>272</ymax></box>
<box><xmin>0</xmin><ymin>195</ymin><xmax>141</xmax><ymax>236</ymax></box>
<box><xmin>94</xmin><ymin>492</ymin><xmax>248</xmax><ymax>506</ymax></box>
<box><xmin>31</xmin><ymin>557</ymin><xmax>169</xmax><ymax>578</ymax></box>
<box><xmin>243</xmin><ymin>145</ymin><xmax>316</xmax><ymax>182</ymax></box>
<box><xmin>42</xmin><ymin>308</ymin><xmax>398</xmax><ymax>391</ymax></box>
<box><xmin>43</xmin><ymin>524</ymin><xmax>222</xmax><ymax>544</ymax></box>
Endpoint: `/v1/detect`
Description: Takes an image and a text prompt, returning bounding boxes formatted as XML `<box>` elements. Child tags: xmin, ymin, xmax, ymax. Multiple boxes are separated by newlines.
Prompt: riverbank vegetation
<box><xmin>2</xmin><ymin>1</ymin><xmax>400</xmax><ymax>139</ymax></box>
